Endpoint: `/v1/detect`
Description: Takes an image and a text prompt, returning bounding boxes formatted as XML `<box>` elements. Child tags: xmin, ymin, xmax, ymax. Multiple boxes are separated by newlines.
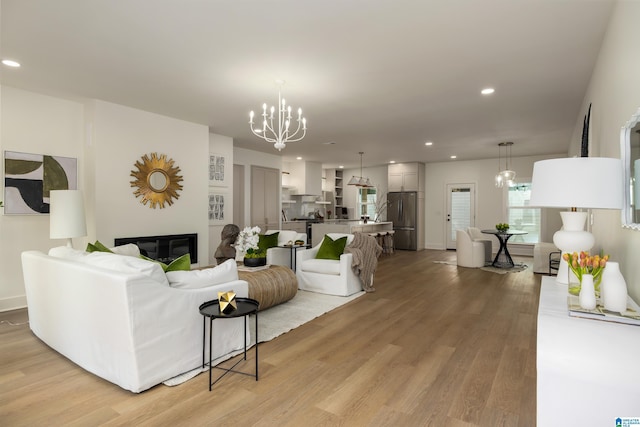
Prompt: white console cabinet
<box><xmin>537</xmin><ymin>276</ymin><xmax>640</xmax><ymax>426</ymax></box>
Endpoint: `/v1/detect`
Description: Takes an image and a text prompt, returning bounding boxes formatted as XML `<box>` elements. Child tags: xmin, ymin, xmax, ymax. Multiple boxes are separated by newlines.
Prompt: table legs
<box><xmin>491</xmin><ymin>234</ymin><xmax>515</xmax><ymax>268</ymax></box>
<box><xmin>202</xmin><ymin>314</ymin><xmax>259</xmax><ymax>391</ymax></box>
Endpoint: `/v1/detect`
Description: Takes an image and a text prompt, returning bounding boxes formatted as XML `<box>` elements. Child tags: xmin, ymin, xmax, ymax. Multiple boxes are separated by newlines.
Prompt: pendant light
<box><xmin>347</xmin><ymin>152</ymin><xmax>373</xmax><ymax>187</ymax></box>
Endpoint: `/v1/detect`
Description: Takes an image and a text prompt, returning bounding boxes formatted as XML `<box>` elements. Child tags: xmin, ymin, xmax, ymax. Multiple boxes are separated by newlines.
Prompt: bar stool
<box><xmin>382</xmin><ymin>230</ymin><xmax>395</xmax><ymax>254</ymax></box>
<box><xmin>369</xmin><ymin>232</ymin><xmax>383</xmax><ymax>250</ymax></box>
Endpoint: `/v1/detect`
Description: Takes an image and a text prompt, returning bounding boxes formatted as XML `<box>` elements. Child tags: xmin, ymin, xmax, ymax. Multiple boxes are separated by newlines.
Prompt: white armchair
<box><xmin>264</xmin><ymin>230</ymin><xmax>307</xmax><ymax>269</ymax></box>
<box><xmin>296</xmin><ymin>233</ymin><xmax>362</xmax><ymax>296</ymax></box>
<box><xmin>468</xmin><ymin>227</ymin><xmax>492</xmax><ymax>264</ymax></box>
<box><xmin>456</xmin><ymin>229</ymin><xmax>485</xmax><ymax>268</ymax></box>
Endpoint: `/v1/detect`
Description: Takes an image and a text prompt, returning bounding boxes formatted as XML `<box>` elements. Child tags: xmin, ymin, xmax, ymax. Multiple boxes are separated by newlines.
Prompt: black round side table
<box><xmin>199</xmin><ymin>297</ymin><xmax>259</xmax><ymax>391</ymax></box>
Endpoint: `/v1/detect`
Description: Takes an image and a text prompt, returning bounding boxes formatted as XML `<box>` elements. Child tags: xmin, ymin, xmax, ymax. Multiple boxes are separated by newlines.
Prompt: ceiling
<box><xmin>0</xmin><ymin>0</ymin><xmax>615</xmax><ymax>169</ymax></box>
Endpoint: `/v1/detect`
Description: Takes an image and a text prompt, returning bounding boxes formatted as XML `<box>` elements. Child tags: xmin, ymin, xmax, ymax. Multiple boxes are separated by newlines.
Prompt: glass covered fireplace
<box><xmin>114</xmin><ymin>233</ymin><xmax>198</xmax><ymax>264</ymax></box>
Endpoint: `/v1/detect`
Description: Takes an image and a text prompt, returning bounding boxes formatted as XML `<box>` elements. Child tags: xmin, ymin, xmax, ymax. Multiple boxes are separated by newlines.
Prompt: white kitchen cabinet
<box><xmin>388</xmin><ymin>162</ymin><xmax>424</xmax><ymax>192</ymax></box>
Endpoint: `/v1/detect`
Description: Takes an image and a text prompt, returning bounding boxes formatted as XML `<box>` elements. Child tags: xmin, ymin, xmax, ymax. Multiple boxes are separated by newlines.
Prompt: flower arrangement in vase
<box><xmin>563</xmin><ymin>251</ymin><xmax>608</xmax><ymax>296</ymax></box>
<box><xmin>235</xmin><ymin>226</ymin><xmax>266</xmax><ymax>266</ymax></box>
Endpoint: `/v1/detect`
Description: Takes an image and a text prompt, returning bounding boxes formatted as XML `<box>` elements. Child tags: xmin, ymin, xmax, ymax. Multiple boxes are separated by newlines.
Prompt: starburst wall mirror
<box><xmin>130</xmin><ymin>153</ymin><xmax>183</xmax><ymax>209</ymax></box>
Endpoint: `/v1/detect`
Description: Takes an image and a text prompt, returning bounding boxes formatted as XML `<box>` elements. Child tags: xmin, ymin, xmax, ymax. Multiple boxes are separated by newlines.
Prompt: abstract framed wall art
<box><xmin>209</xmin><ymin>154</ymin><xmax>229</xmax><ymax>187</ymax></box>
<box><xmin>4</xmin><ymin>151</ymin><xmax>78</xmax><ymax>214</ymax></box>
<box><xmin>208</xmin><ymin>192</ymin><xmax>226</xmax><ymax>224</ymax></box>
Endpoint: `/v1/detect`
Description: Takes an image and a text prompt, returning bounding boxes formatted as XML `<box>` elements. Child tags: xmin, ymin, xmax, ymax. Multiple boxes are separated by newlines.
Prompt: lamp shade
<box><xmin>529</xmin><ymin>157</ymin><xmax>623</xmax><ymax>209</ymax></box>
<box><xmin>50</xmin><ymin>190</ymin><xmax>87</xmax><ymax>246</ymax></box>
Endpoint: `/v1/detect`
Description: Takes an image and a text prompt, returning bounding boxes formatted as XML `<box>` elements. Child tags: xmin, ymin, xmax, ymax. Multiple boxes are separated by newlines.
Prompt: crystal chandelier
<box><xmin>495</xmin><ymin>142</ymin><xmax>516</xmax><ymax>187</ymax></box>
<box><xmin>248</xmin><ymin>80</ymin><xmax>307</xmax><ymax>151</ymax></box>
<box><xmin>347</xmin><ymin>152</ymin><xmax>374</xmax><ymax>187</ymax></box>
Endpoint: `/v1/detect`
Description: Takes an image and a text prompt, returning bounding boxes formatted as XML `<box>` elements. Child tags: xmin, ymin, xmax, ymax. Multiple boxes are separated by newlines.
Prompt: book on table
<box><xmin>567</xmin><ymin>295</ymin><xmax>640</xmax><ymax>326</ymax></box>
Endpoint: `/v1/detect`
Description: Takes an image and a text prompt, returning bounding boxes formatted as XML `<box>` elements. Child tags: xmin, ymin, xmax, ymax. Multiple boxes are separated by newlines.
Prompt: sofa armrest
<box><xmin>339</xmin><ymin>252</ymin><xmax>354</xmax><ymax>276</ymax></box>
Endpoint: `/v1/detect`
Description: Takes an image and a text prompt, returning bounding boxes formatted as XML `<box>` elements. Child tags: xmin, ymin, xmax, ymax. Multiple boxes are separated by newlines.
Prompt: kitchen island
<box><xmin>311</xmin><ymin>221</ymin><xmax>393</xmax><ymax>246</ymax></box>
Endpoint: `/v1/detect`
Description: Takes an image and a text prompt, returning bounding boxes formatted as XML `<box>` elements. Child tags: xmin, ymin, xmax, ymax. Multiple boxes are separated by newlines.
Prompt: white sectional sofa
<box><xmin>21</xmin><ymin>247</ymin><xmax>249</xmax><ymax>393</ymax></box>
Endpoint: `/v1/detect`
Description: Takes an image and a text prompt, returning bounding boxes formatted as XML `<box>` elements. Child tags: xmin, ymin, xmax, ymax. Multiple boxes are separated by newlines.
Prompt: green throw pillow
<box><xmin>258</xmin><ymin>232</ymin><xmax>279</xmax><ymax>253</ymax></box>
<box><xmin>140</xmin><ymin>253</ymin><xmax>191</xmax><ymax>272</ymax></box>
<box><xmin>86</xmin><ymin>240</ymin><xmax>113</xmax><ymax>253</ymax></box>
<box><xmin>315</xmin><ymin>235</ymin><xmax>348</xmax><ymax>260</ymax></box>
<box><xmin>166</xmin><ymin>253</ymin><xmax>191</xmax><ymax>272</ymax></box>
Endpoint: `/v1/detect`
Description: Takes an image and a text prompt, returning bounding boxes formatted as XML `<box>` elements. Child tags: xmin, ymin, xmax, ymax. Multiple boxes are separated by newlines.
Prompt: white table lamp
<box><xmin>529</xmin><ymin>157</ymin><xmax>623</xmax><ymax>284</ymax></box>
<box><xmin>50</xmin><ymin>190</ymin><xmax>87</xmax><ymax>248</ymax></box>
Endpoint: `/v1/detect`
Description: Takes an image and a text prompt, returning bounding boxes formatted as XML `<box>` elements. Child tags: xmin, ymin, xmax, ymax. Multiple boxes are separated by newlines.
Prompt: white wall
<box><xmin>90</xmin><ymin>100</ymin><xmax>210</xmax><ymax>265</ymax></box>
<box><xmin>570</xmin><ymin>0</ymin><xmax>640</xmax><ymax>302</ymax></box>
<box><xmin>0</xmin><ymin>86</ymin><xmax>85</xmax><ymax>310</ymax></box>
<box><xmin>0</xmin><ymin>88</ymin><xmax>217</xmax><ymax>311</ymax></box>
<box><xmin>424</xmin><ymin>154</ymin><xmax>564</xmax><ymax>251</ymax></box>
<box><xmin>208</xmin><ymin>133</ymin><xmax>234</xmax><ymax>264</ymax></box>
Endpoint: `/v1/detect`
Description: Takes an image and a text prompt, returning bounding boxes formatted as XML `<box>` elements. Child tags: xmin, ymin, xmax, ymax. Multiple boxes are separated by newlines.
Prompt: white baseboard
<box><xmin>0</xmin><ymin>295</ymin><xmax>27</xmax><ymax>312</ymax></box>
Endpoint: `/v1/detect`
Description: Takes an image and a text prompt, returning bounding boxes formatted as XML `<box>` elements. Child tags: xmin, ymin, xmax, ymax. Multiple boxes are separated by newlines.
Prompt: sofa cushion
<box><xmin>110</xmin><ymin>243</ymin><xmax>141</xmax><ymax>257</ymax></box>
<box><xmin>300</xmin><ymin>258</ymin><xmax>342</xmax><ymax>275</ymax></box>
<box><xmin>48</xmin><ymin>246</ymin><xmax>89</xmax><ymax>260</ymax></box>
<box><xmin>85</xmin><ymin>241</ymin><xmax>141</xmax><ymax>257</ymax></box>
<box><xmin>316</xmin><ymin>235</ymin><xmax>348</xmax><ymax>260</ymax></box>
<box><xmin>166</xmin><ymin>259</ymin><xmax>238</xmax><ymax>289</ymax></box>
<box><xmin>79</xmin><ymin>252</ymin><xmax>169</xmax><ymax>286</ymax></box>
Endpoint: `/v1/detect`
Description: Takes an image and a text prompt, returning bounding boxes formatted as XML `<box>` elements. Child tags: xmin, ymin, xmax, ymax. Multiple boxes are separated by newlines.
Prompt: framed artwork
<box><xmin>4</xmin><ymin>150</ymin><xmax>78</xmax><ymax>215</ymax></box>
<box><xmin>208</xmin><ymin>192</ymin><xmax>226</xmax><ymax>224</ymax></box>
<box><xmin>209</xmin><ymin>154</ymin><xmax>229</xmax><ymax>187</ymax></box>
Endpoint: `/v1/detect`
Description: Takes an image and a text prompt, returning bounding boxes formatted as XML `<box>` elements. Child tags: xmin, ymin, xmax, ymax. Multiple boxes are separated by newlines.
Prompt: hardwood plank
<box><xmin>0</xmin><ymin>250</ymin><xmax>540</xmax><ymax>426</ymax></box>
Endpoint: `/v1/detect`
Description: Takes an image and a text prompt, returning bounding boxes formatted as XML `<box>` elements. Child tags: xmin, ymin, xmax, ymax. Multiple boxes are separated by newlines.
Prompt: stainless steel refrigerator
<box><xmin>387</xmin><ymin>191</ymin><xmax>418</xmax><ymax>250</ymax></box>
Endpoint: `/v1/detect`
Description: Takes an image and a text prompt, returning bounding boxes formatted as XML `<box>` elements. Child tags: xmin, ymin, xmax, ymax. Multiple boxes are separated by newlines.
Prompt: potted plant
<box><xmin>235</xmin><ymin>226</ymin><xmax>267</xmax><ymax>267</ymax></box>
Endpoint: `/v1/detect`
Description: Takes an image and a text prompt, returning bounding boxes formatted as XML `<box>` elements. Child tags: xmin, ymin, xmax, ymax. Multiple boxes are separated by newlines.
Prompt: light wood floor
<box><xmin>0</xmin><ymin>249</ymin><xmax>541</xmax><ymax>426</ymax></box>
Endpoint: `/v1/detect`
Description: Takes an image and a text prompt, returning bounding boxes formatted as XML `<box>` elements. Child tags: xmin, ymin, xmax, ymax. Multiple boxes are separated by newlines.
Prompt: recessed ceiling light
<box><xmin>2</xmin><ymin>59</ymin><xmax>20</xmax><ymax>67</ymax></box>
<box><xmin>425</xmin><ymin>141</ymin><xmax>433</xmax><ymax>146</ymax></box>
<box><xmin>339</xmin><ymin>165</ymin><xmax>344</xmax><ymax>168</ymax></box>
<box><xmin>450</xmin><ymin>155</ymin><xmax>457</xmax><ymax>159</ymax></box>
<box><xmin>296</xmin><ymin>156</ymin><xmax>303</xmax><ymax>160</ymax></box>
<box><xmin>481</xmin><ymin>88</ymin><xmax>495</xmax><ymax>95</ymax></box>
<box><xmin>389</xmin><ymin>160</ymin><xmax>396</xmax><ymax>164</ymax></box>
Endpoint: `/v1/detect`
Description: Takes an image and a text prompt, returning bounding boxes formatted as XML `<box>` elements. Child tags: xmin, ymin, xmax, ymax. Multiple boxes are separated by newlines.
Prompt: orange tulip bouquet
<box><xmin>564</xmin><ymin>251</ymin><xmax>609</xmax><ymax>295</ymax></box>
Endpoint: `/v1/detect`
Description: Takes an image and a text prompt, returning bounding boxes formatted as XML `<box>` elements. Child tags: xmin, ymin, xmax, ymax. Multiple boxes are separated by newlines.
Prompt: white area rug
<box><xmin>163</xmin><ymin>290</ymin><xmax>365</xmax><ymax>387</ymax></box>
<box><xmin>433</xmin><ymin>260</ymin><xmax>528</xmax><ymax>274</ymax></box>
<box><xmin>480</xmin><ymin>264</ymin><xmax>528</xmax><ymax>274</ymax></box>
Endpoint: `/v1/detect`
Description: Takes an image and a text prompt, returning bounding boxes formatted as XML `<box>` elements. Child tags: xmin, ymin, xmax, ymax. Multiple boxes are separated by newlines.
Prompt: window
<box><xmin>358</xmin><ymin>187</ymin><xmax>377</xmax><ymax>219</ymax></box>
<box><xmin>507</xmin><ymin>182</ymin><xmax>540</xmax><ymax>243</ymax></box>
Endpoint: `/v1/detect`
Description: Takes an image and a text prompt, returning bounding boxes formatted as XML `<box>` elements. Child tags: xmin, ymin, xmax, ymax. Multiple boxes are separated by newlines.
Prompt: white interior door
<box><xmin>446</xmin><ymin>183</ymin><xmax>476</xmax><ymax>249</ymax></box>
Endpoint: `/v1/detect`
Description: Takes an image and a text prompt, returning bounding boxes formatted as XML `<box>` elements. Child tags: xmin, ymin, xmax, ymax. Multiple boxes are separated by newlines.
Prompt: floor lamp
<box><xmin>529</xmin><ymin>157</ymin><xmax>623</xmax><ymax>284</ymax></box>
<box><xmin>50</xmin><ymin>190</ymin><xmax>87</xmax><ymax>248</ymax></box>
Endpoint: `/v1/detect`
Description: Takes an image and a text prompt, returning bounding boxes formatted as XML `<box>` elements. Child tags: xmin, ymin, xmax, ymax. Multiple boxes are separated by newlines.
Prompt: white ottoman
<box><xmin>534</xmin><ymin>242</ymin><xmax>559</xmax><ymax>274</ymax></box>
